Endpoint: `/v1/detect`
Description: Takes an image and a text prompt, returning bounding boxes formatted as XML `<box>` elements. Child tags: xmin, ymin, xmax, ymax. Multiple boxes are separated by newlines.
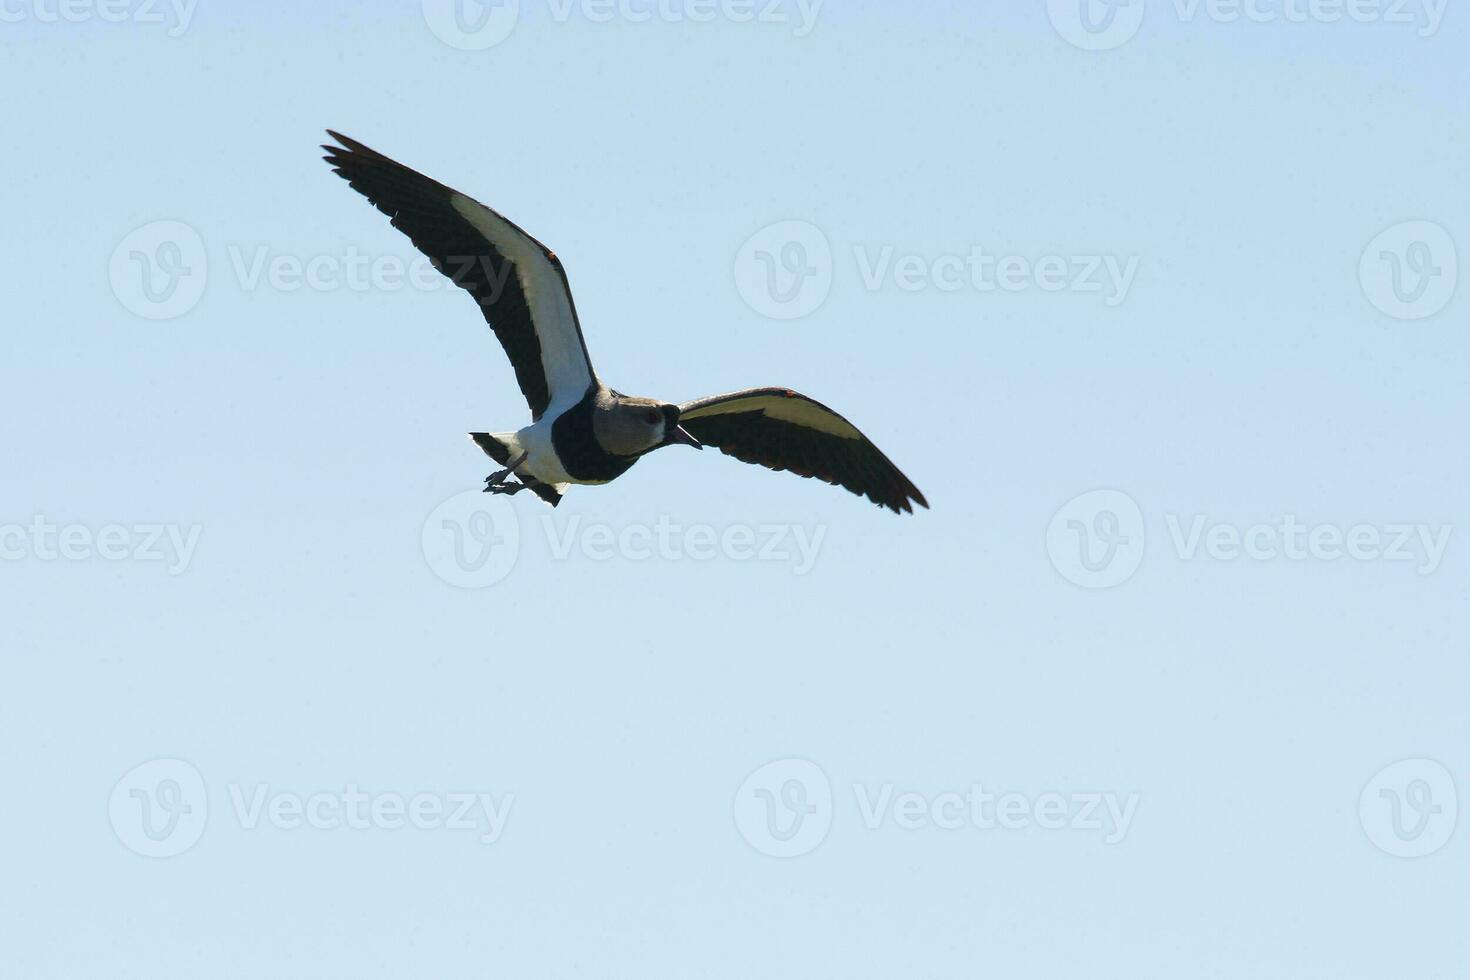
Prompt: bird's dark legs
<box><xmin>483</xmin><ymin>453</ymin><xmax>529</xmax><ymax>495</ymax></box>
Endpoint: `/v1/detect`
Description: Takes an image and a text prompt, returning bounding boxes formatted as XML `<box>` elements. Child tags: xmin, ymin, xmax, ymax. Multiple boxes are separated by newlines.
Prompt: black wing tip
<box><xmin>860</xmin><ymin>457</ymin><xmax>927</xmax><ymax>515</ymax></box>
<box><xmin>902</xmin><ymin>484</ymin><xmax>930</xmax><ymax>514</ymax></box>
<box><xmin>321</xmin><ymin>130</ymin><xmax>388</xmax><ymax>168</ymax></box>
<box><xmin>878</xmin><ymin>487</ymin><xmax>928</xmax><ymax>515</ymax></box>
<box><xmin>323</xmin><ymin>128</ymin><xmax>361</xmax><ymax>150</ymax></box>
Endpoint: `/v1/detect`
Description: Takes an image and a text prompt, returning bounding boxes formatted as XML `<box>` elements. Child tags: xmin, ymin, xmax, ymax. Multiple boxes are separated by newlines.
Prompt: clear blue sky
<box><xmin>2</xmin><ymin>1</ymin><xmax>1466</xmax><ymax>976</ymax></box>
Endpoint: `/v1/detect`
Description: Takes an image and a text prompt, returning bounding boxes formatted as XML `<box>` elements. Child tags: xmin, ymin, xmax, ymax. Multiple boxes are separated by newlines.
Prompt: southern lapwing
<box><xmin>321</xmin><ymin>131</ymin><xmax>928</xmax><ymax>514</ymax></box>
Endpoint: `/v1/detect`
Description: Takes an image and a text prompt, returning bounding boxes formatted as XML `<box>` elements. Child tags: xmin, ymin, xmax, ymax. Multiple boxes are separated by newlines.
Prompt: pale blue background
<box><xmin>1</xmin><ymin>2</ymin><xmax>1466</xmax><ymax>977</ymax></box>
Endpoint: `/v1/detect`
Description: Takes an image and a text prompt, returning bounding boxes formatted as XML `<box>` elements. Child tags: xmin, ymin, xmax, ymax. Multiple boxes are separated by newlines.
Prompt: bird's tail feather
<box><xmin>468</xmin><ymin>433</ymin><xmax>563</xmax><ymax>507</ymax></box>
<box><xmin>469</xmin><ymin>432</ymin><xmax>517</xmax><ymax>465</ymax></box>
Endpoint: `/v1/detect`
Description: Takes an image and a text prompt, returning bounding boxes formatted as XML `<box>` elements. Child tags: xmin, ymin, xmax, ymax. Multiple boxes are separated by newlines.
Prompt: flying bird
<box><xmin>321</xmin><ymin>131</ymin><xmax>928</xmax><ymax>513</ymax></box>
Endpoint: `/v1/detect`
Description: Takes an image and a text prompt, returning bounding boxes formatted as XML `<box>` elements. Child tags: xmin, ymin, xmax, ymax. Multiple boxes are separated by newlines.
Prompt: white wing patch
<box><xmin>450</xmin><ymin>193</ymin><xmax>594</xmax><ymax>411</ymax></box>
<box><xmin>680</xmin><ymin>394</ymin><xmax>863</xmax><ymax>439</ymax></box>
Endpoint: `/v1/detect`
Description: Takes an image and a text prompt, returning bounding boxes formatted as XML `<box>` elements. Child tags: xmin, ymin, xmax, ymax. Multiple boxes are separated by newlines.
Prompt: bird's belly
<box><xmin>515</xmin><ymin>416</ymin><xmax>611</xmax><ymax>486</ymax></box>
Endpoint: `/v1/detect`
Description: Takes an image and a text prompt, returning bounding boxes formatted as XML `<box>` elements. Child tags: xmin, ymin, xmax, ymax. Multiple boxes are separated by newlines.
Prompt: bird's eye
<box><xmin>644</xmin><ymin>410</ymin><xmax>661</xmax><ymax>425</ymax></box>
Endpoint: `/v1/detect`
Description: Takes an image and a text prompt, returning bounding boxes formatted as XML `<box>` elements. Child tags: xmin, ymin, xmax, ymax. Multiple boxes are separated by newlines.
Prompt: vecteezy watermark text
<box><xmin>228</xmin><ymin>784</ymin><xmax>513</xmax><ymax>844</ymax></box>
<box><xmin>543</xmin><ymin>514</ymin><xmax>824</xmax><ymax>571</ymax></box>
<box><xmin>852</xmin><ymin>783</ymin><xmax>1139</xmax><ymax>843</ymax></box>
<box><xmin>0</xmin><ymin>0</ymin><xmax>198</xmax><ymax>35</ymax></box>
<box><xmin>227</xmin><ymin>244</ymin><xmax>465</xmax><ymax>295</ymax></box>
<box><xmin>421</xmin><ymin>0</ymin><xmax>823</xmax><ymax>51</ymax></box>
<box><xmin>1</xmin><ymin>516</ymin><xmax>201</xmax><ymax>575</ymax></box>
<box><xmin>110</xmin><ymin>218</ymin><xmax>540</xmax><ymax>320</ymax></box>
<box><xmin>1164</xmin><ymin>514</ymin><xmax>1451</xmax><ymax>573</ymax></box>
<box><xmin>422</xmin><ymin>490</ymin><xmax>827</xmax><ymax>588</ymax></box>
<box><xmin>1047</xmin><ymin>0</ymin><xmax>1447</xmax><ymax>51</ymax></box>
<box><xmin>852</xmin><ymin>245</ymin><xmax>1139</xmax><ymax>306</ymax></box>
<box><xmin>1048</xmin><ymin>489</ymin><xmax>1454</xmax><ymax>588</ymax></box>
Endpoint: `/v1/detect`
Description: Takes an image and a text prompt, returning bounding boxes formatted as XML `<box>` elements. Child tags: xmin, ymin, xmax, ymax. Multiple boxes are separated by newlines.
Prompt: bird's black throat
<box><xmin>551</xmin><ymin>387</ymin><xmax>641</xmax><ymax>483</ymax></box>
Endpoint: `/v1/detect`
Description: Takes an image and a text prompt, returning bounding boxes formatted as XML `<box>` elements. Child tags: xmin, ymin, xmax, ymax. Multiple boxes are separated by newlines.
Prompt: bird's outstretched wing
<box><xmin>322</xmin><ymin>130</ymin><xmax>595</xmax><ymax>419</ymax></box>
<box><xmin>677</xmin><ymin>388</ymin><xmax>928</xmax><ymax>514</ymax></box>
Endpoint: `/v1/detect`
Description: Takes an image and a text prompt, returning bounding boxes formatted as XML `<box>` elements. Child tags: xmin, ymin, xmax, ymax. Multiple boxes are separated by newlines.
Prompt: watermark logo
<box><xmin>1048</xmin><ymin>490</ymin><xmax>1454</xmax><ymax>586</ymax></box>
<box><xmin>224</xmin><ymin>243</ymin><xmax>482</xmax><ymax>295</ymax></box>
<box><xmin>421</xmin><ymin>490</ymin><xmax>827</xmax><ymax>587</ymax></box>
<box><xmin>733</xmin><ymin>758</ymin><xmax>833</xmax><ymax>857</ymax></box>
<box><xmin>113</xmin><ymin>221</ymin><xmax>522</xmax><ymax>317</ymax></box>
<box><xmin>736</xmin><ymin>223</ymin><xmax>1140</xmax><ymax>319</ymax></box>
<box><xmin>421</xmin><ymin>490</ymin><xmax>521</xmax><ymax>589</ymax></box>
<box><xmin>1050</xmin><ymin>0</ymin><xmax>1447</xmax><ymax>49</ymax></box>
<box><xmin>1047</xmin><ymin>0</ymin><xmax>1145</xmax><ymax>50</ymax></box>
<box><xmin>733</xmin><ymin>760</ymin><xmax>1141</xmax><ymax>856</ymax></box>
<box><xmin>109</xmin><ymin>759</ymin><xmax>208</xmax><ymax>858</ymax></box>
<box><xmin>1359</xmin><ymin>220</ymin><xmax>1457</xmax><ymax>320</ymax></box>
<box><xmin>734</xmin><ymin>220</ymin><xmax>833</xmax><ymax>320</ymax></box>
<box><xmin>1359</xmin><ymin>758</ymin><xmax>1457</xmax><ymax>857</ymax></box>
<box><xmin>1046</xmin><ymin>489</ymin><xmax>1146</xmax><ymax>589</ymax></box>
<box><xmin>421</xmin><ymin>0</ymin><xmax>520</xmax><ymax>50</ymax></box>
<box><xmin>126</xmin><ymin>219</ymin><xmax>1137</xmax><ymax>323</ymax></box>
<box><xmin>109</xmin><ymin>220</ymin><xmax>208</xmax><ymax>320</ymax></box>
<box><xmin>109</xmin><ymin>759</ymin><xmax>514</xmax><ymax>853</ymax></box>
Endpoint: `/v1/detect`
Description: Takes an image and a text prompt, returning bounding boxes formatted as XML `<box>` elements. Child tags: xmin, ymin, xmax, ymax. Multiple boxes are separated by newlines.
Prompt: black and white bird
<box><xmin>322</xmin><ymin>131</ymin><xmax>928</xmax><ymax>514</ymax></box>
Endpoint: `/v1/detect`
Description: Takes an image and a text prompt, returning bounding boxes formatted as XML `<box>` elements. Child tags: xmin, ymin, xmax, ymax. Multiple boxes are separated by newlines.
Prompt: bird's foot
<box><xmin>483</xmin><ymin>452</ymin><xmax>530</xmax><ymax>494</ymax></box>
<box><xmin>483</xmin><ymin>473</ymin><xmax>527</xmax><ymax>495</ymax></box>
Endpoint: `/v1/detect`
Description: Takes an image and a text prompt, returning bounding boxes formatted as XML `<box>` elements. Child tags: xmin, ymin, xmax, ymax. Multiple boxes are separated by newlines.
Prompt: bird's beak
<box><xmin>666</xmin><ymin>425</ymin><xmax>702</xmax><ymax>449</ymax></box>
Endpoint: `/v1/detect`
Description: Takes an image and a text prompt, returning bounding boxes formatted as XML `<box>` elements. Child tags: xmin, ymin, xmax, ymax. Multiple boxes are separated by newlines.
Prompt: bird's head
<box><xmin>594</xmin><ymin>394</ymin><xmax>702</xmax><ymax>457</ymax></box>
